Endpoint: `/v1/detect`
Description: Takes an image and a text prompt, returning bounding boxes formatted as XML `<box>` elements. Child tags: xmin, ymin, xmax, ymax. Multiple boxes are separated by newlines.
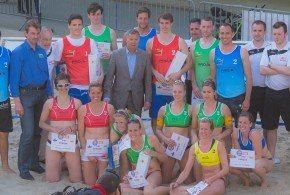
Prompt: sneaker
<box><xmin>274</xmin><ymin>156</ymin><xmax>281</xmax><ymax>164</ymax></box>
<box><xmin>20</xmin><ymin>171</ymin><xmax>34</xmax><ymax>180</ymax></box>
<box><xmin>30</xmin><ymin>165</ymin><xmax>45</xmax><ymax>174</ymax></box>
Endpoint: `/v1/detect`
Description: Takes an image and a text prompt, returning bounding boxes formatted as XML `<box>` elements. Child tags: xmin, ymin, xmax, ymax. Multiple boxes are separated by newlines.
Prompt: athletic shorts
<box><xmin>149</xmin><ymin>84</ymin><xmax>173</xmax><ymax>119</ymax></box>
<box><xmin>248</xmin><ymin>86</ymin><xmax>266</xmax><ymax>125</ymax></box>
<box><xmin>81</xmin><ymin>152</ymin><xmax>108</xmax><ymax>162</ymax></box>
<box><xmin>262</xmin><ymin>87</ymin><xmax>290</xmax><ymax>131</ymax></box>
<box><xmin>0</xmin><ymin>98</ymin><xmax>13</xmax><ymax>132</ymax></box>
<box><xmin>68</xmin><ymin>88</ymin><xmax>90</xmax><ymax>105</ymax></box>
<box><xmin>217</xmin><ymin>93</ymin><xmax>245</xmax><ymax>128</ymax></box>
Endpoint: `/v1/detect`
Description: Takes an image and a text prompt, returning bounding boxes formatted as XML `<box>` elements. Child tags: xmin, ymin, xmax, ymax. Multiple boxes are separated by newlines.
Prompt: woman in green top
<box><xmin>110</xmin><ymin>109</ymin><xmax>145</xmax><ymax>144</ymax></box>
<box><xmin>191</xmin><ymin>79</ymin><xmax>233</xmax><ymax>145</ymax></box>
<box><xmin>156</xmin><ymin>80</ymin><xmax>194</xmax><ymax>184</ymax></box>
<box><xmin>120</xmin><ymin>119</ymin><xmax>169</xmax><ymax>194</ymax></box>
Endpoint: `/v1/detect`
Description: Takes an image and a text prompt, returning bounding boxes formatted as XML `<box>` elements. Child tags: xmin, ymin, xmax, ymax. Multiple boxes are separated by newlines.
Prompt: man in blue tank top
<box><xmin>122</xmin><ymin>7</ymin><xmax>157</xmax><ymax>50</ymax></box>
<box><xmin>0</xmin><ymin>31</ymin><xmax>14</xmax><ymax>173</ymax></box>
<box><xmin>210</xmin><ymin>23</ymin><xmax>252</xmax><ymax>127</ymax></box>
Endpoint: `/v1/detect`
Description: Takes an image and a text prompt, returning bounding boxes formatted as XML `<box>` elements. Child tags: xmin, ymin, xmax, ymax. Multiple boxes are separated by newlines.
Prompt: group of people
<box><xmin>1</xmin><ymin>1</ymin><xmax>290</xmax><ymax>195</ymax></box>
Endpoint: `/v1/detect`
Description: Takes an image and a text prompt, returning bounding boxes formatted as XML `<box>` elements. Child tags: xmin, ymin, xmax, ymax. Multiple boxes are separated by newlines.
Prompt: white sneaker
<box><xmin>273</xmin><ymin>156</ymin><xmax>281</xmax><ymax>164</ymax></box>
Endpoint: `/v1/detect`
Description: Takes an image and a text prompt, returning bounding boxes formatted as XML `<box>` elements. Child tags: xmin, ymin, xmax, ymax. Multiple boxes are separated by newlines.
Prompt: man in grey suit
<box><xmin>104</xmin><ymin>29</ymin><xmax>152</xmax><ymax>116</ymax></box>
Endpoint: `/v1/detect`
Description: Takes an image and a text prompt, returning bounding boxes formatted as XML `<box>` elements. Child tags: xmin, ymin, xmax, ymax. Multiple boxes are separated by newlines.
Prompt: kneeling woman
<box><xmin>121</xmin><ymin>119</ymin><xmax>169</xmax><ymax>195</ymax></box>
<box><xmin>230</xmin><ymin>112</ymin><xmax>273</xmax><ymax>187</ymax></box>
<box><xmin>39</xmin><ymin>73</ymin><xmax>82</xmax><ymax>182</ymax></box>
<box><xmin>170</xmin><ymin>118</ymin><xmax>229</xmax><ymax>195</ymax></box>
<box><xmin>78</xmin><ymin>82</ymin><xmax>115</xmax><ymax>185</ymax></box>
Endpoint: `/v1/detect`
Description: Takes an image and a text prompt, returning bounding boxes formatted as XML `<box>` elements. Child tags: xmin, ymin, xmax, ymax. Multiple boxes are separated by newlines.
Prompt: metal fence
<box><xmin>1</xmin><ymin>0</ymin><xmax>290</xmax><ymax>40</ymax></box>
<box><xmin>199</xmin><ymin>1</ymin><xmax>290</xmax><ymax>40</ymax></box>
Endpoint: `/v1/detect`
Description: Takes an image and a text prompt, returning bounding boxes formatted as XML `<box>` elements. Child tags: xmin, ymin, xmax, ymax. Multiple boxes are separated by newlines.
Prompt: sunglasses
<box><xmin>57</xmin><ymin>83</ymin><xmax>70</xmax><ymax>88</ymax></box>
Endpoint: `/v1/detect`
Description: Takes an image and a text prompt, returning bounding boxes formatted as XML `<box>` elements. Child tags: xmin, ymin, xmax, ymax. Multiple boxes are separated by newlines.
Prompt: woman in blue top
<box><xmin>231</xmin><ymin>112</ymin><xmax>273</xmax><ymax>187</ymax></box>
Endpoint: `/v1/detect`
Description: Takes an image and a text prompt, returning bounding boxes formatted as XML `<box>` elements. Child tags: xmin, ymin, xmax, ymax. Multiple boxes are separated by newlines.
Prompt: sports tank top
<box><xmin>152</xmin><ymin>35</ymin><xmax>179</xmax><ymax>83</ymax></box>
<box><xmin>195</xmin><ymin>139</ymin><xmax>220</xmax><ymax>167</ymax></box>
<box><xmin>83</xmin><ymin>26</ymin><xmax>112</xmax><ymax>75</ymax></box>
<box><xmin>164</xmin><ymin>103</ymin><xmax>191</xmax><ymax>128</ymax></box>
<box><xmin>84</xmin><ymin>102</ymin><xmax>110</xmax><ymax>128</ymax></box>
<box><xmin>49</xmin><ymin>97</ymin><xmax>77</xmax><ymax>121</ymax></box>
<box><xmin>238</xmin><ymin>128</ymin><xmax>266</xmax><ymax>151</ymax></box>
<box><xmin>194</xmin><ymin>39</ymin><xmax>219</xmax><ymax>90</ymax></box>
<box><xmin>111</xmin><ymin>123</ymin><xmax>123</xmax><ymax>139</ymax></box>
<box><xmin>0</xmin><ymin>47</ymin><xmax>10</xmax><ymax>102</ymax></box>
<box><xmin>138</xmin><ymin>28</ymin><xmax>157</xmax><ymax>51</ymax></box>
<box><xmin>126</xmin><ymin>135</ymin><xmax>154</xmax><ymax>164</ymax></box>
<box><xmin>61</xmin><ymin>36</ymin><xmax>91</xmax><ymax>86</ymax></box>
<box><xmin>214</xmin><ymin>45</ymin><xmax>245</xmax><ymax>98</ymax></box>
<box><xmin>197</xmin><ymin>102</ymin><xmax>224</xmax><ymax>128</ymax></box>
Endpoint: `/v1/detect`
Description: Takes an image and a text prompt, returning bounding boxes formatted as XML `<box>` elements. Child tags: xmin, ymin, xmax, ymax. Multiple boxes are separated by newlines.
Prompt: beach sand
<box><xmin>1</xmin><ymin>109</ymin><xmax>290</xmax><ymax>195</ymax></box>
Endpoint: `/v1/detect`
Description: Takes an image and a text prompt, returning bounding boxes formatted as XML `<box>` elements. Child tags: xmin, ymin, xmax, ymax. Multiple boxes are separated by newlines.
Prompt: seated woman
<box><xmin>39</xmin><ymin>73</ymin><xmax>82</xmax><ymax>182</ymax></box>
<box><xmin>120</xmin><ymin>119</ymin><xmax>169</xmax><ymax>195</ymax></box>
<box><xmin>192</xmin><ymin>79</ymin><xmax>233</xmax><ymax>145</ymax></box>
<box><xmin>170</xmin><ymin>118</ymin><xmax>229</xmax><ymax>195</ymax></box>
<box><xmin>156</xmin><ymin>80</ymin><xmax>193</xmax><ymax>184</ymax></box>
<box><xmin>230</xmin><ymin>112</ymin><xmax>274</xmax><ymax>187</ymax></box>
<box><xmin>78</xmin><ymin>82</ymin><xmax>115</xmax><ymax>185</ymax></box>
<box><xmin>110</xmin><ymin>109</ymin><xmax>144</xmax><ymax>144</ymax></box>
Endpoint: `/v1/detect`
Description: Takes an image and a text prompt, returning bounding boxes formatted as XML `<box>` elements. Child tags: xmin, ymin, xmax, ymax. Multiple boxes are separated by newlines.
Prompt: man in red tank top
<box><xmin>54</xmin><ymin>14</ymin><xmax>102</xmax><ymax>104</ymax></box>
<box><xmin>146</xmin><ymin>12</ymin><xmax>192</xmax><ymax>133</ymax></box>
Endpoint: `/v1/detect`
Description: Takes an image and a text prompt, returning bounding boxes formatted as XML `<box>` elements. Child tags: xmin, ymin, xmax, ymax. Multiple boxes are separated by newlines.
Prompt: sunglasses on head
<box><xmin>57</xmin><ymin>83</ymin><xmax>70</xmax><ymax>88</ymax></box>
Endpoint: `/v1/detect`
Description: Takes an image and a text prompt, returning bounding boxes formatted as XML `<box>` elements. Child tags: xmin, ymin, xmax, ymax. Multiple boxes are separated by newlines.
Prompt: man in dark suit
<box><xmin>104</xmin><ymin>29</ymin><xmax>152</xmax><ymax>116</ymax></box>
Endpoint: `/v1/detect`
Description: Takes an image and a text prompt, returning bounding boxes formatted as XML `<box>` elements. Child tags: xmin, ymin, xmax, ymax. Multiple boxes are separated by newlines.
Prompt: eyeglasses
<box><xmin>174</xmin><ymin>80</ymin><xmax>184</xmax><ymax>84</ymax></box>
<box><xmin>57</xmin><ymin>83</ymin><xmax>70</xmax><ymax>88</ymax></box>
<box><xmin>128</xmin><ymin>118</ymin><xmax>141</xmax><ymax>125</ymax></box>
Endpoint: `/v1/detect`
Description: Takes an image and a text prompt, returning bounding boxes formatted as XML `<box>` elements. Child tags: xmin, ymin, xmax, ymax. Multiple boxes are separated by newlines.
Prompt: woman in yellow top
<box><xmin>230</xmin><ymin>112</ymin><xmax>273</xmax><ymax>187</ymax></box>
<box><xmin>170</xmin><ymin>118</ymin><xmax>229</xmax><ymax>195</ymax></box>
<box><xmin>156</xmin><ymin>80</ymin><xmax>193</xmax><ymax>184</ymax></box>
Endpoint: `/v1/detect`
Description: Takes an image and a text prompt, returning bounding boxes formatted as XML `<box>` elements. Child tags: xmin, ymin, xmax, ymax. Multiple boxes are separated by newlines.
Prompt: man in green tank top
<box><xmin>84</xmin><ymin>2</ymin><xmax>118</xmax><ymax>76</ymax></box>
<box><xmin>190</xmin><ymin>17</ymin><xmax>219</xmax><ymax>105</ymax></box>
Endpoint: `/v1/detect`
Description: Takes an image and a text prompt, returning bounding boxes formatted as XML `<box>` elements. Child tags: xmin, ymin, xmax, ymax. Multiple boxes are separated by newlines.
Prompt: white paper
<box><xmin>165</xmin><ymin>51</ymin><xmax>187</xmax><ymax>80</ymax></box>
<box><xmin>96</xmin><ymin>42</ymin><xmax>111</xmax><ymax>56</ymax></box>
<box><xmin>118</xmin><ymin>134</ymin><xmax>131</xmax><ymax>155</ymax></box>
<box><xmin>165</xmin><ymin>133</ymin><xmax>189</xmax><ymax>160</ymax></box>
<box><xmin>85</xmin><ymin>139</ymin><xmax>109</xmax><ymax>157</ymax></box>
<box><xmin>136</xmin><ymin>152</ymin><xmax>151</xmax><ymax>177</ymax></box>
<box><xmin>88</xmin><ymin>54</ymin><xmax>101</xmax><ymax>83</ymax></box>
<box><xmin>128</xmin><ymin>170</ymin><xmax>149</xmax><ymax>188</ymax></box>
<box><xmin>186</xmin><ymin>181</ymin><xmax>208</xmax><ymax>195</ymax></box>
<box><xmin>51</xmin><ymin>133</ymin><xmax>76</xmax><ymax>152</ymax></box>
<box><xmin>230</xmin><ymin>149</ymin><xmax>255</xmax><ymax>169</ymax></box>
<box><xmin>155</xmin><ymin>82</ymin><xmax>172</xmax><ymax>96</ymax></box>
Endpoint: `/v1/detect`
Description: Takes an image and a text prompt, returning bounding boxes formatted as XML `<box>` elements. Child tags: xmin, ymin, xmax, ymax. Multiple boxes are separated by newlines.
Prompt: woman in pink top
<box><xmin>39</xmin><ymin>73</ymin><xmax>82</xmax><ymax>182</ymax></box>
<box><xmin>78</xmin><ymin>82</ymin><xmax>115</xmax><ymax>185</ymax></box>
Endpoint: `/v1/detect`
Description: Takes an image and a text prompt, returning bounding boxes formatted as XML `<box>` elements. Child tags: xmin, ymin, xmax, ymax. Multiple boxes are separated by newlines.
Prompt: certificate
<box><xmin>165</xmin><ymin>133</ymin><xmax>189</xmax><ymax>160</ymax></box>
<box><xmin>118</xmin><ymin>134</ymin><xmax>131</xmax><ymax>155</ymax></box>
<box><xmin>186</xmin><ymin>181</ymin><xmax>208</xmax><ymax>195</ymax></box>
<box><xmin>155</xmin><ymin>82</ymin><xmax>172</xmax><ymax>96</ymax></box>
<box><xmin>96</xmin><ymin>42</ymin><xmax>111</xmax><ymax>56</ymax></box>
<box><xmin>85</xmin><ymin>139</ymin><xmax>109</xmax><ymax>157</ymax></box>
<box><xmin>136</xmin><ymin>152</ymin><xmax>151</xmax><ymax>177</ymax></box>
<box><xmin>51</xmin><ymin>133</ymin><xmax>76</xmax><ymax>153</ymax></box>
<box><xmin>230</xmin><ymin>149</ymin><xmax>255</xmax><ymax>169</ymax></box>
<box><xmin>88</xmin><ymin>54</ymin><xmax>101</xmax><ymax>83</ymax></box>
<box><xmin>128</xmin><ymin>170</ymin><xmax>148</xmax><ymax>188</ymax></box>
<box><xmin>165</xmin><ymin>51</ymin><xmax>187</xmax><ymax>80</ymax></box>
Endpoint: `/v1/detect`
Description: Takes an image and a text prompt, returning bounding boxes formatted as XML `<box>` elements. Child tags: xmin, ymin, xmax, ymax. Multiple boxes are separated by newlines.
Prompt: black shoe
<box><xmin>20</xmin><ymin>171</ymin><xmax>34</xmax><ymax>180</ymax></box>
<box><xmin>29</xmin><ymin>165</ymin><xmax>45</xmax><ymax>174</ymax></box>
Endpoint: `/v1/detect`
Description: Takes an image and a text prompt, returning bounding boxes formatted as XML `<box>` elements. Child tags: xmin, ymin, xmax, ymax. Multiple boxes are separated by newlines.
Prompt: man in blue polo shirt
<box><xmin>10</xmin><ymin>20</ymin><xmax>52</xmax><ymax>180</ymax></box>
<box><xmin>0</xmin><ymin>30</ymin><xmax>14</xmax><ymax>173</ymax></box>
